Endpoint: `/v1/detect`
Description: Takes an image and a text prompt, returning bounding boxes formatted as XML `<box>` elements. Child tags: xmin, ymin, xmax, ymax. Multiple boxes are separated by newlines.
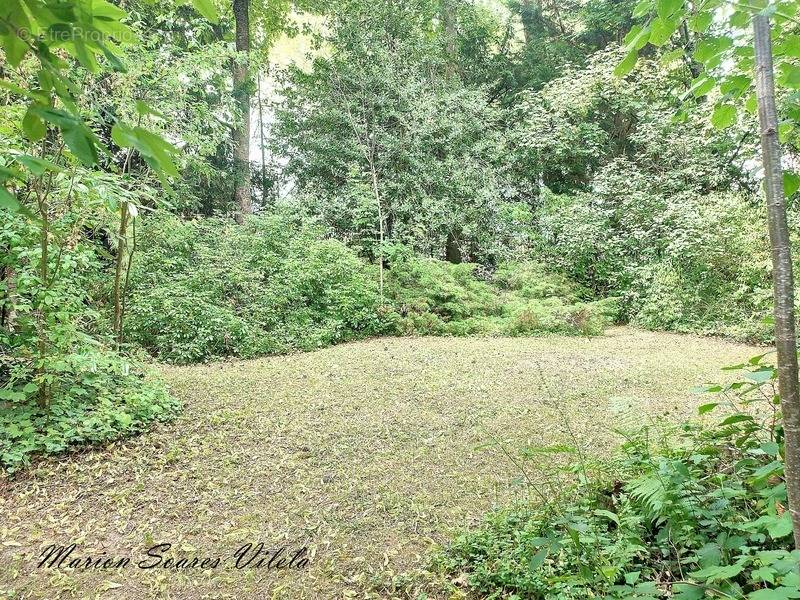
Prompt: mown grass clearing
<box><xmin>1</xmin><ymin>328</ymin><xmax>763</xmax><ymax>599</ymax></box>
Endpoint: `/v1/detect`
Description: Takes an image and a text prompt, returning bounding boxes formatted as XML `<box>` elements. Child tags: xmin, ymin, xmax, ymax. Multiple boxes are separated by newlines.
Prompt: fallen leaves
<box><xmin>1</xmin><ymin>328</ymin><xmax>762</xmax><ymax>599</ymax></box>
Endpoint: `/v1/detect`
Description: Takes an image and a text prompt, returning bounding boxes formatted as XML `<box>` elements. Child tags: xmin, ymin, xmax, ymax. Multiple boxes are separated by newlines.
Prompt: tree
<box><xmin>0</xmin><ymin>0</ymin><xmax>211</xmax><ymax>402</ymax></box>
<box><xmin>274</xmin><ymin>0</ymin><xmax>513</xmax><ymax>264</ymax></box>
<box><xmin>754</xmin><ymin>13</ymin><xmax>800</xmax><ymax>549</ymax></box>
<box><xmin>616</xmin><ymin>0</ymin><xmax>800</xmax><ymax>548</ymax></box>
<box><xmin>232</xmin><ymin>0</ymin><xmax>252</xmax><ymax>224</ymax></box>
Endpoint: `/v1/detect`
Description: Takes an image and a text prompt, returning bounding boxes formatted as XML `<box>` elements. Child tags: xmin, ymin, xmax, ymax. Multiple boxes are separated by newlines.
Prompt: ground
<box><xmin>0</xmin><ymin>328</ymin><xmax>765</xmax><ymax>599</ymax></box>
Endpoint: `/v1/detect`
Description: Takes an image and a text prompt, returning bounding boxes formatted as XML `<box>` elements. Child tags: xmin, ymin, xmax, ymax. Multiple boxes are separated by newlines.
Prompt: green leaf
<box><xmin>92</xmin><ymin>0</ymin><xmax>128</xmax><ymax>20</ymax></box>
<box><xmin>135</xmin><ymin>128</ymin><xmax>179</xmax><ymax>177</ymax></box>
<box><xmin>688</xmin><ymin>562</ymin><xmax>744</xmax><ymax>583</ymax></box>
<box><xmin>2</xmin><ymin>33</ymin><xmax>29</xmax><ymax>67</ymax></box>
<box><xmin>780</xmin><ymin>64</ymin><xmax>800</xmax><ymax>89</ymax></box>
<box><xmin>624</xmin><ymin>24</ymin><xmax>651</xmax><ymax>51</ymax></box>
<box><xmin>711</xmin><ymin>103</ymin><xmax>737</xmax><ymax>129</ymax></box>
<box><xmin>691</xmin><ymin>384</ymin><xmax>722</xmax><ymax>393</ymax></box>
<box><xmin>695</xmin><ymin>36</ymin><xmax>734</xmax><ymax>68</ymax></box>
<box><xmin>747</xmin><ymin>369</ymin><xmax>776</xmax><ymax>383</ymax></box>
<box><xmin>22</xmin><ymin>108</ymin><xmax>46</xmax><ymax>142</ymax></box>
<box><xmin>720</xmin><ymin>414</ymin><xmax>754</xmax><ymax>426</ymax></box>
<box><xmin>785</xmin><ymin>172</ymin><xmax>800</xmax><ymax>197</ymax></box>
<box><xmin>690</xmin><ymin>75</ymin><xmax>716</xmax><ymax>98</ymax></box>
<box><xmin>780</xmin><ymin>122</ymin><xmax>795</xmax><ymax>144</ymax></box>
<box><xmin>696</xmin><ymin>543</ymin><xmax>722</xmax><ymax>568</ymax></box>
<box><xmin>768</xmin><ymin>512</ymin><xmax>794</xmax><ymax>539</ymax></box>
<box><xmin>730</xmin><ymin>10</ymin><xmax>751</xmax><ymax>28</ymax></box>
<box><xmin>720</xmin><ymin>75</ymin><xmax>752</xmax><ymax>98</ymax></box>
<box><xmin>776</xmin><ymin>34</ymin><xmax>800</xmax><ymax>58</ymax></box>
<box><xmin>624</xmin><ymin>571</ymin><xmax>641</xmax><ymax>585</ymax></box>
<box><xmin>689</xmin><ymin>11</ymin><xmax>714</xmax><ymax>33</ymax></box>
<box><xmin>135</xmin><ymin>100</ymin><xmax>165</xmax><ymax>119</ymax></box>
<box><xmin>62</xmin><ymin>125</ymin><xmax>99</xmax><ymax>166</ymax></box>
<box><xmin>111</xmin><ymin>123</ymin><xmax>138</xmax><ymax>148</ymax></box>
<box><xmin>30</xmin><ymin>106</ymin><xmax>79</xmax><ymax>130</ymax></box>
<box><xmin>749</xmin><ymin>588</ymin><xmax>800</xmax><ymax>599</ymax></box>
<box><xmin>783</xmin><ymin>572</ymin><xmax>800</xmax><ymax>587</ymax></box>
<box><xmin>749</xmin><ymin>353</ymin><xmax>771</xmax><ymax>365</ymax></box>
<box><xmin>672</xmin><ymin>583</ymin><xmax>705</xmax><ymax>600</ymax></box>
<box><xmin>749</xmin><ymin>460</ymin><xmax>784</xmax><ymax>485</ymax></box>
<box><xmin>0</xmin><ymin>79</ymin><xmax>41</xmax><ymax>101</ymax></box>
<box><xmin>529</xmin><ymin>547</ymin><xmax>548</xmax><ymax>571</ymax></box>
<box><xmin>649</xmin><ymin>17</ymin><xmax>679</xmax><ymax>46</ymax></box>
<box><xmin>633</xmin><ymin>0</ymin><xmax>654</xmax><ymax>18</ymax></box>
<box><xmin>594</xmin><ymin>509</ymin><xmax>620</xmax><ymax>525</ymax></box>
<box><xmin>698</xmin><ymin>403</ymin><xmax>719</xmax><ymax>415</ymax></box>
<box><xmin>15</xmin><ymin>155</ymin><xmax>62</xmax><ymax>176</ymax></box>
<box><xmin>0</xmin><ymin>187</ymin><xmax>21</xmax><ymax>212</ymax></box>
<box><xmin>615</xmin><ymin>49</ymin><xmax>639</xmax><ymax>77</ymax></box>
<box><xmin>112</xmin><ymin>124</ymin><xmax>178</xmax><ymax>177</ymax></box>
<box><xmin>191</xmin><ymin>0</ymin><xmax>219</xmax><ymax>23</ymax></box>
<box><xmin>657</xmin><ymin>0</ymin><xmax>683</xmax><ymax>20</ymax></box>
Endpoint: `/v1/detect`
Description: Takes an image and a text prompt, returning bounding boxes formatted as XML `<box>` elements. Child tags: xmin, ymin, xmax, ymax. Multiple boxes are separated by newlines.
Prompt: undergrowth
<box><xmin>439</xmin><ymin>355</ymin><xmax>800</xmax><ymax>599</ymax></box>
<box><xmin>0</xmin><ymin>349</ymin><xmax>178</xmax><ymax>473</ymax></box>
<box><xmin>126</xmin><ymin>214</ymin><xmax>618</xmax><ymax>364</ymax></box>
<box><xmin>0</xmin><ymin>213</ymin><xmax>180</xmax><ymax>473</ymax></box>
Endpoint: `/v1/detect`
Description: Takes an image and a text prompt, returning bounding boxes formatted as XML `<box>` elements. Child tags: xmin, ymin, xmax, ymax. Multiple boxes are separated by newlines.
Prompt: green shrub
<box><xmin>1</xmin><ymin>348</ymin><xmax>178</xmax><ymax>472</ymax></box>
<box><xmin>1</xmin><ymin>211</ymin><xmax>179</xmax><ymax>473</ymax></box>
<box><xmin>125</xmin><ymin>215</ymin><xmax>616</xmax><ymax>363</ymax></box>
<box><xmin>535</xmin><ymin>187</ymin><xmax>777</xmax><ymax>342</ymax></box>
<box><xmin>126</xmin><ymin>212</ymin><xmax>389</xmax><ymax>363</ymax></box>
<box><xmin>494</xmin><ymin>261</ymin><xmax>588</xmax><ymax>302</ymax></box>
<box><xmin>384</xmin><ymin>249</ymin><xmax>615</xmax><ymax>338</ymax></box>
<box><xmin>385</xmin><ymin>246</ymin><xmax>502</xmax><ymax>322</ymax></box>
<box><xmin>125</xmin><ymin>283</ymin><xmax>252</xmax><ymax>363</ymax></box>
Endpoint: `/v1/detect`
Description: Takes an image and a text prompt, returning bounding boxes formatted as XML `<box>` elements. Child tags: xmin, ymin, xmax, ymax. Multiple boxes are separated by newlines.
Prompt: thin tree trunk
<box><xmin>232</xmin><ymin>0</ymin><xmax>252</xmax><ymax>224</ymax></box>
<box><xmin>36</xmin><ymin>193</ymin><xmax>50</xmax><ymax>408</ymax></box>
<box><xmin>257</xmin><ymin>72</ymin><xmax>267</xmax><ymax>202</ymax></box>
<box><xmin>1</xmin><ymin>265</ymin><xmax>16</xmax><ymax>330</ymax></box>
<box><xmin>368</xmin><ymin>156</ymin><xmax>384</xmax><ymax>303</ymax></box>
<box><xmin>440</xmin><ymin>0</ymin><xmax>458</xmax><ymax>79</ymax></box>
<box><xmin>112</xmin><ymin>205</ymin><xmax>129</xmax><ymax>347</ymax></box>
<box><xmin>754</xmin><ymin>14</ymin><xmax>800</xmax><ymax>549</ymax></box>
<box><xmin>120</xmin><ymin>216</ymin><xmax>136</xmax><ymax>346</ymax></box>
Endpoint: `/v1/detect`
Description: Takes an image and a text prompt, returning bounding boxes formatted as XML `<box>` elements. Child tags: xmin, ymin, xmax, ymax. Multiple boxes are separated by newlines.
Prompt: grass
<box><xmin>0</xmin><ymin>328</ymin><xmax>764</xmax><ymax>599</ymax></box>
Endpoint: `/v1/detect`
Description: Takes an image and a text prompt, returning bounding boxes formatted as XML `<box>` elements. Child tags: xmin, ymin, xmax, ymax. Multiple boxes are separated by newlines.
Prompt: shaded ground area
<box><xmin>1</xmin><ymin>328</ymin><xmax>763</xmax><ymax>599</ymax></box>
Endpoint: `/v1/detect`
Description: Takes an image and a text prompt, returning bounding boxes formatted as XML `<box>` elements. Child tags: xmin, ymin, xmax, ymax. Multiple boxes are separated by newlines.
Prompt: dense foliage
<box><xmin>441</xmin><ymin>358</ymin><xmax>799</xmax><ymax>598</ymax></box>
<box><xmin>4</xmin><ymin>0</ymin><xmax>800</xmax><ymax>595</ymax></box>
<box><xmin>124</xmin><ymin>211</ymin><xmax>617</xmax><ymax>364</ymax></box>
<box><xmin>0</xmin><ymin>208</ymin><xmax>178</xmax><ymax>472</ymax></box>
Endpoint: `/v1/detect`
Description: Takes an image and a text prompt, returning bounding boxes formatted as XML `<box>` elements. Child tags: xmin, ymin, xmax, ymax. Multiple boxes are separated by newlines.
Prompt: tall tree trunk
<box><xmin>257</xmin><ymin>72</ymin><xmax>268</xmax><ymax>203</ymax></box>
<box><xmin>36</xmin><ymin>192</ymin><xmax>50</xmax><ymax>408</ymax></box>
<box><xmin>519</xmin><ymin>0</ymin><xmax>540</xmax><ymax>46</ymax></box>
<box><xmin>367</xmin><ymin>155</ymin><xmax>384</xmax><ymax>304</ymax></box>
<box><xmin>232</xmin><ymin>0</ymin><xmax>252</xmax><ymax>224</ymax></box>
<box><xmin>440</xmin><ymin>0</ymin><xmax>458</xmax><ymax>79</ymax></box>
<box><xmin>754</xmin><ymin>14</ymin><xmax>800</xmax><ymax>549</ymax></box>
<box><xmin>112</xmin><ymin>205</ymin><xmax>129</xmax><ymax>347</ymax></box>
